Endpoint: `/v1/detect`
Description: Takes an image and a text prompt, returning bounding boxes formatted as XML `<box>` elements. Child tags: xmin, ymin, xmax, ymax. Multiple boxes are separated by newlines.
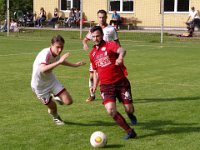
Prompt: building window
<box><xmin>164</xmin><ymin>0</ymin><xmax>189</xmax><ymax>12</ymax></box>
<box><xmin>109</xmin><ymin>0</ymin><xmax>134</xmax><ymax>12</ymax></box>
<box><xmin>60</xmin><ymin>0</ymin><xmax>80</xmax><ymax>11</ymax></box>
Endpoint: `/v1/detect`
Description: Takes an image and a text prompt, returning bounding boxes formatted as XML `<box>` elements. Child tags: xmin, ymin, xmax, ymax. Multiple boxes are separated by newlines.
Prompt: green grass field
<box><xmin>0</xmin><ymin>30</ymin><xmax>200</xmax><ymax>150</ymax></box>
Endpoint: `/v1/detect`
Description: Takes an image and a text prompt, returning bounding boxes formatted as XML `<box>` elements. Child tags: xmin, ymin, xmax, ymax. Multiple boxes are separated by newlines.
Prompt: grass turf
<box><xmin>0</xmin><ymin>30</ymin><xmax>200</xmax><ymax>150</ymax></box>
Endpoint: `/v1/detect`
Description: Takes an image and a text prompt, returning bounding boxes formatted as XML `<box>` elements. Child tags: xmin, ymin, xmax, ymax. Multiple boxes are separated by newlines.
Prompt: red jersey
<box><xmin>90</xmin><ymin>41</ymin><xmax>128</xmax><ymax>85</ymax></box>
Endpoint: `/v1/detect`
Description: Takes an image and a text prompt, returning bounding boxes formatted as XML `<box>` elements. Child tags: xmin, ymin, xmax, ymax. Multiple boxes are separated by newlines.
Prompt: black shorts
<box><xmin>100</xmin><ymin>77</ymin><xmax>133</xmax><ymax>105</ymax></box>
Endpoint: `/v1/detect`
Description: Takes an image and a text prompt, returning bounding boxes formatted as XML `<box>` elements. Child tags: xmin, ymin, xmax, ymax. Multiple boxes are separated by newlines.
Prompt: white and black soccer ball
<box><xmin>90</xmin><ymin>131</ymin><xmax>107</xmax><ymax>148</ymax></box>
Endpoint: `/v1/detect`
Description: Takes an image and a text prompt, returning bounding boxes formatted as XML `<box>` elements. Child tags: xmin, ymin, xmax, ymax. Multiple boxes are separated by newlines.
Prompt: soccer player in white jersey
<box><xmin>82</xmin><ymin>9</ymin><xmax>120</xmax><ymax>102</ymax></box>
<box><xmin>31</xmin><ymin>35</ymin><xmax>85</xmax><ymax>125</ymax></box>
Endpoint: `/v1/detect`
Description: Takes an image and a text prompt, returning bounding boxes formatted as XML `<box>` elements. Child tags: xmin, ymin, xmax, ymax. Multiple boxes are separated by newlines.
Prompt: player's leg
<box><xmin>58</xmin><ymin>89</ymin><xmax>73</xmax><ymax>105</ymax></box>
<box><xmin>46</xmin><ymin>99</ymin><xmax>65</xmax><ymax>125</ymax></box>
<box><xmin>117</xmin><ymin>78</ymin><xmax>137</xmax><ymax>125</ymax></box>
<box><xmin>101</xmin><ymin>84</ymin><xmax>136</xmax><ymax>139</ymax></box>
<box><xmin>123</xmin><ymin>103</ymin><xmax>137</xmax><ymax>125</ymax></box>
<box><xmin>104</xmin><ymin>102</ymin><xmax>136</xmax><ymax>139</ymax></box>
<box><xmin>52</xmin><ymin>80</ymin><xmax>73</xmax><ymax>105</ymax></box>
<box><xmin>32</xmin><ymin>87</ymin><xmax>64</xmax><ymax>125</ymax></box>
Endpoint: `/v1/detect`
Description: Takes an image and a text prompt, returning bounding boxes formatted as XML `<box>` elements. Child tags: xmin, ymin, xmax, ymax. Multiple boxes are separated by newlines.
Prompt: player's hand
<box><xmin>59</xmin><ymin>52</ymin><xmax>70</xmax><ymax>64</ymax></box>
<box><xmin>115</xmin><ymin>58</ymin><xmax>123</xmax><ymax>65</ymax></box>
<box><xmin>83</xmin><ymin>44</ymin><xmax>89</xmax><ymax>51</ymax></box>
<box><xmin>76</xmin><ymin>61</ymin><xmax>86</xmax><ymax>66</ymax></box>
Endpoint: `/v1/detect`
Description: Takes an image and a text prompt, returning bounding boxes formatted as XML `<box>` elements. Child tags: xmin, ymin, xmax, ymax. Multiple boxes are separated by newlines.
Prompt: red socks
<box><xmin>113</xmin><ymin>112</ymin><xmax>132</xmax><ymax>133</ymax></box>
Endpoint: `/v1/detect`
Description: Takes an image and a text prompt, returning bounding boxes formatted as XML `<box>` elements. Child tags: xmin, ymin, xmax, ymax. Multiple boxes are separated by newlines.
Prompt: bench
<box><xmin>83</xmin><ymin>20</ymin><xmax>95</xmax><ymax>28</ymax></box>
<box><xmin>120</xmin><ymin>17</ymin><xmax>139</xmax><ymax>30</ymax></box>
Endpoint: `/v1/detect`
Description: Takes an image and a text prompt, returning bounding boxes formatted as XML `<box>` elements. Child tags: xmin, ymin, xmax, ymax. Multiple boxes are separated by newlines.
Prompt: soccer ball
<box><xmin>90</xmin><ymin>131</ymin><xmax>107</xmax><ymax>148</ymax></box>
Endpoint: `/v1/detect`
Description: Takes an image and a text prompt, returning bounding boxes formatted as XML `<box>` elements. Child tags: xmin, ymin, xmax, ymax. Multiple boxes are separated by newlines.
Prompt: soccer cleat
<box><xmin>130</xmin><ymin>115</ymin><xmax>137</xmax><ymax>125</ymax></box>
<box><xmin>123</xmin><ymin>129</ymin><xmax>137</xmax><ymax>140</ymax></box>
<box><xmin>48</xmin><ymin>109</ymin><xmax>65</xmax><ymax>125</ymax></box>
<box><xmin>51</xmin><ymin>94</ymin><xmax>63</xmax><ymax>105</ymax></box>
<box><xmin>53</xmin><ymin>116</ymin><xmax>65</xmax><ymax>125</ymax></box>
<box><xmin>85</xmin><ymin>96</ymin><xmax>95</xmax><ymax>102</ymax></box>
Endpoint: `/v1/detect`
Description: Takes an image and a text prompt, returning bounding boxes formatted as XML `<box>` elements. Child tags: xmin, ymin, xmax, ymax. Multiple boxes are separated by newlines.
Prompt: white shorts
<box><xmin>32</xmin><ymin>79</ymin><xmax>65</xmax><ymax>105</ymax></box>
<box><xmin>89</xmin><ymin>63</ymin><xmax>94</xmax><ymax>72</ymax></box>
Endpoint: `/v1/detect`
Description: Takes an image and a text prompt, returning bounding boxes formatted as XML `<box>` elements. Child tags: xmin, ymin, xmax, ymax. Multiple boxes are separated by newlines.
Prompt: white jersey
<box><xmin>31</xmin><ymin>47</ymin><xmax>60</xmax><ymax>93</ymax></box>
<box><xmin>86</xmin><ymin>24</ymin><xmax>118</xmax><ymax>41</ymax></box>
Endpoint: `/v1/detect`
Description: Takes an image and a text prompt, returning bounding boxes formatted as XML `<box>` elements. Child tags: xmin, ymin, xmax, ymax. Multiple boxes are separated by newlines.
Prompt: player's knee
<box><xmin>106</xmin><ymin>108</ymin><xmax>116</xmax><ymax>117</ymax></box>
<box><xmin>63</xmin><ymin>99</ymin><xmax>73</xmax><ymax>105</ymax></box>
<box><xmin>125</xmin><ymin>109</ymin><xmax>133</xmax><ymax>114</ymax></box>
<box><xmin>124</xmin><ymin>104</ymin><xmax>134</xmax><ymax>114</ymax></box>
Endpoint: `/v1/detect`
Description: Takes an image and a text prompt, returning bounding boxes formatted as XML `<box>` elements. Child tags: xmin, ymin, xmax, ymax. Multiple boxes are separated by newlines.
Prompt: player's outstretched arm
<box><xmin>62</xmin><ymin>60</ymin><xmax>86</xmax><ymax>67</ymax></box>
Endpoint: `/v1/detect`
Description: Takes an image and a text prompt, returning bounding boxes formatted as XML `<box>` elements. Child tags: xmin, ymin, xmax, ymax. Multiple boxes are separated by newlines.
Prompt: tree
<box><xmin>0</xmin><ymin>0</ymin><xmax>33</xmax><ymax>21</ymax></box>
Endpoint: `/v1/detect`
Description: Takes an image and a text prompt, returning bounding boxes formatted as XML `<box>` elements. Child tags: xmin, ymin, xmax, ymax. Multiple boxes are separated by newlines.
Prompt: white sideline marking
<box><xmin>0</xmin><ymin>52</ymin><xmax>35</xmax><ymax>57</ymax></box>
<box><xmin>0</xmin><ymin>50</ymin><xmax>84</xmax><ymax>57</ymax></box>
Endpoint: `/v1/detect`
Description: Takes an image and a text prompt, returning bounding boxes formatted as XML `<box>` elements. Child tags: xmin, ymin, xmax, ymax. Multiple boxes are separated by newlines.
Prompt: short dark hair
<box><xmin>97</xmin><ymin>9</ymin><xmax>107</xmax><ymax>16</ymax></box>
<box><xmin>191</xmin><ymin>7</ymin><xmax>195</xmax><ymax>10</ymax></box>
<box><xmin>51</xmin><ymin>35</ymin><xmax>65</xmax><ymax>44</ymax></box>
<box><xmin>90</xmin><ymin>26</ymin><xmax>103</xmax><ymax>35</ymax></box>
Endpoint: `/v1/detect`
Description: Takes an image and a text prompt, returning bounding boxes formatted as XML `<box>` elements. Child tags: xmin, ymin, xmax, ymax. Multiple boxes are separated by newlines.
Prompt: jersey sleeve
<box><xmin>113</xmin><ymin>29</ymin><xmax>119</xmax><ymax>41</ymax></box>
<box><xmin>107</xmin><ymin>41</ymin><xmax>120</xmax><ymax>53</ymax></box>
<box><xmin>40</xmin><ymin>50</ymin><xmax>50</xmax><ymax>65</ymax></box>
<box><xmin>90</xmin><ymin>51</ymin><xmax>96</xmax><ymax>70</ymax></box>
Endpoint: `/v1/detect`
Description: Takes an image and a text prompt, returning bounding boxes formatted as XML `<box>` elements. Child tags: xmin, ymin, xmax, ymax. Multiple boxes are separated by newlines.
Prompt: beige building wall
<box><xmin>33</xmin><ymin>0</ymin><xmax>59</xmax><ymax>19</ymax></box>
<box><xmin>83</xmin><ymin>0</ymin><xmax>107</xmax><ymax>21</ymax></box>
<box><xmin>33</xmin><ymin>0</ymin><xmax>200</xmax><ymax>28</ymax></box>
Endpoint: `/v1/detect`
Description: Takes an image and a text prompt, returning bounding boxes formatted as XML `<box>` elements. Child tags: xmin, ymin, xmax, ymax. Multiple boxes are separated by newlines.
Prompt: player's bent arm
<box><xmin>115</xmin><ymin>47</ymin><xmax>126</xmax><ymax>66</ymax></box>
<box><xmin>40</xmin><ymin>52</ymin><xmax>72</xmax><ymax>73</ymax></box>
<box><xmin>62</xmin><ymin>60</ymin><xmax>86</xmax><ymax>67</ymax></box>
<box><xmin>40</xmin><ymin>61</ymin><xmax>61</xmax><ymax>73</ymax></box>
<box><xmin>82</xmin><ymin>37</ymin><xmax>90</xmax><ymax>51</ymax></box>
<box><xmin>92</xmin><ymin>70</ymin><xmax>99</xmax><ymax>93</ymax></box>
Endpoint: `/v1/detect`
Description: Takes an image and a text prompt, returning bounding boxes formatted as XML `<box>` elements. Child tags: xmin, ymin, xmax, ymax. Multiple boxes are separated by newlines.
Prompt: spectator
<box><xmin>65</xmin><ymin>8</ymin><xmax>76</xmax><ymax>27</ymax></box>
<box><xmin>33</xmin><ymin>12</ymin><xmax>37</xmax><ymax>27</ymax></box>
<box><xmin>186</xmin><ymin>7</ymin><xmax>200</xmax><ymax>30</ymax></box>
<box><xmin>75</xmin><ymin>8</ymin><xmax>81</xmax><ymax>26</ymax></box>
<box><xmin>181</xmin><ymin>7</ymin><xmax>200</xmax><ymax>37</ymax></box>
<box><xmin>109</xmin><ymin>10</ymin><xmax>122</xmax><ymax>30</ymax></box>
<box><xmin>10</xmin><ymin>19</ymin><xmax>18</xmax><ymax>32</ymax></box>
<box><xmin>0</xmin><ymin>19</ymin><xmax>7</xmax><ymax>32</ymax></box>
<box><xmin>36</xmin><ymin>7</ymin><xmax>46</xmax><ymax>27</ymax></box>
<box><xmin>49</xmin><ymin>8</ymin><xmax>59</xmax><ymax>28</ymax></box>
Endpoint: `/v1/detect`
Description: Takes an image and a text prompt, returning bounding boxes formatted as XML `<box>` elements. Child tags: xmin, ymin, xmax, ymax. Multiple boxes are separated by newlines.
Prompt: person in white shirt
<box><xmin>186</xmin><ymin>7</ymin><xmax>200</xmax><ymax>29</ymax></box>
<box><xmin>82</xmin><ymin>9</ymin><xmax>120</xmax><ymax>102</ymax></box>
<box><xmin>10</xmin><ymin>19</ymin><xmax>18</xmax><ymax>32</ymax></box>
<box><xmin>31</xmin><ymin>35</ymin><xmax>85</xmax><ymax>125</ymax></box>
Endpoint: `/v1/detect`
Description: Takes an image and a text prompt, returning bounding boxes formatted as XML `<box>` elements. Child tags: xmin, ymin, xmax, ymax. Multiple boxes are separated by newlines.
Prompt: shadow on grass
<box><xmin>135</xmin><ymin>96</ymin><xmax>200</xmax><ymax>104</ymax></box>
<box><xmin>64</xmin><ymin>120</ymin><xmax>116</xmax><ymax>126</ymax></box>
<box><xmin>104</xmin><ymin>144</ymin><xmax>124</xmax><ymax>148</ymax></box>
<box><xmin>137</xmin><ymin>120</ymin><xmax>200</xmax><ymax>139</ymax></box>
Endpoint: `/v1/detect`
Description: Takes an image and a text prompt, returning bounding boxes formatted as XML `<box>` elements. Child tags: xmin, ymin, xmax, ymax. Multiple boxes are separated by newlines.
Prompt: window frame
<box><xmin>108</xmin><ymin>0</ymin><xmax>134</xmax><ymax>14</ymax></box>
<box><xmin>163</xmin><ymin>0</ymin><xmax>189</xmax><ymax>14</ymax></box>
<box><xmin>60</xmin><ymin>0</ymin><xmax>80</xmax><ymax>12</ymax></box>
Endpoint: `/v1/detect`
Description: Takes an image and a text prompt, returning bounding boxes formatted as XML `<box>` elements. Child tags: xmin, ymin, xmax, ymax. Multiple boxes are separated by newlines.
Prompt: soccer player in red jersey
<box><xmin>89</xmin><ymin>26</ymin><xmax>137</xmax><ymax>139</ymax></box>
<box><xmin>82</xmin><ymin>9</ymin><xmax>120</xmax><ymax>102</ymax></box>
